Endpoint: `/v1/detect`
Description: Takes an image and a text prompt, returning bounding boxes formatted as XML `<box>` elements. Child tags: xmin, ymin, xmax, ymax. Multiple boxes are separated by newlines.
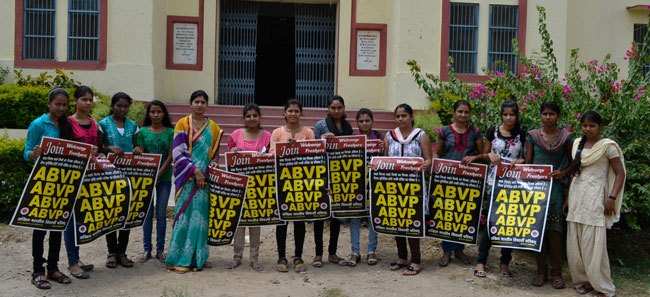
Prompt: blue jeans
<box><xmin>64</xmin><ymin>219</ymin><xmax>79</xmax><ymax>266</ymax></box>
<box><xmin>142</xmin><ymin>181</ymin><xmax>172</xmax><ymax>254</ymax></box>
<box><xmin>441</xmin><ymin>240</ymin><xmax>465</xmax><ymax>253</ymax></box>
<box><xmin>349</xmin><ymin>218</ymin><xmax>377</xmax><ymax>255</ymax></box>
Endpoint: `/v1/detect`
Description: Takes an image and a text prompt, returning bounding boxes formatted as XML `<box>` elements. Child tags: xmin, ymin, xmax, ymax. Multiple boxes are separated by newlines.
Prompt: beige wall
<box><xmin>1</xmin><ymin>0</ymin><xmax>647</xmax><ymax>109</ymax></box>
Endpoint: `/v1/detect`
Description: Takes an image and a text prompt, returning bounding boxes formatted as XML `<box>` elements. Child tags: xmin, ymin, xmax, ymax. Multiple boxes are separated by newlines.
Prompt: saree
<box><xmin>165</xmin><ymin>115</ymin><xmax>222</xmax><ymax>269</ymax></box>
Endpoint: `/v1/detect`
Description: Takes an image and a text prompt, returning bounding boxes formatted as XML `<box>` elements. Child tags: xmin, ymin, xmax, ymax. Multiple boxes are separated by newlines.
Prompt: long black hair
<box><xmin>109</xmin><ymin>92</ymin><xmax>133</xmax><ymax>115</ymax></box>
<box><xmin>48</xmin><ymin>87</ymin><xmax>72</xmax><ymax>139</ymax></box>
<box><xmin>394</xmin><ymin>103</ymin><xmax>415</xmax><ymax>126</ymax></box>
<box><xmin>327</xmin><ymin>95</ymin><xmax>346</xmax><ymax>119</ymax></box>
<box><xmin>74</xmin><ymin>85</ymin><xmax>94</xmax><ymax>101</ymax></box>
<box><xmin>565</xmin><ymin>111</ymin><xmax>604</xmax><ymax>176</ymax></box>
<box><xmin>143</xmin><ymin>100</ymin><xmax>173</xmax><ymax>128</ymax></box>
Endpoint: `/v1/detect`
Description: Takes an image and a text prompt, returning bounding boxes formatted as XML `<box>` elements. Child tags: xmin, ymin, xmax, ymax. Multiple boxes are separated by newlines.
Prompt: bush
<box><xmin>414</xmin><ymin>111</ymin><xmax>441</xmax><ymax>141</ymax></box>
<box><xmin>0</xmin><ymin>135</ymin><xmax>30</xmax><ymax>222</ymax></box>
<box><xmin>408</xmin><ymin>6</ymin><xmax>650</xmax><ymax>229</ymax></box>
<box><xmin>0</xmin><ymin>65</ymin><xmax>9</xmax><ymax>84</ymax></box>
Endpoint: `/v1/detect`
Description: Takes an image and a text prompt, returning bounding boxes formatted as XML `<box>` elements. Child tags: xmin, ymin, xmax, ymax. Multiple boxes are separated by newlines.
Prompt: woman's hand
<box><xmin>109</xmin><ymin>146</ymin><xmax>124</xmax><ymax>156</ymax></box>
<box><xmin>550</xmin><ymin>170</ymin><xmax>565</xmax><ymax>179</ymax></box>
<box><xmin>30</xmin><ymin>145</ymin><xmax>42</xmax><ymax>160</ymax></box>
<box><xmin>421</xmin><ymin>159</ymin><xmax>432</xmax><ymax>172</ymax></box>
<box><xmin>604</xmin><ymin>197</ymin><xmax>616</xmax><ymax>216</ymax></box>
<box><xmin>133</xmin><ymin>147</ymin><xmax>144</xmax><ymax>155</ymax></box>
<box><xmin>194</xmin><ymin>170</ymin><xmax>206</xmax><ymax>188</ymax></box>
<box><xmin>461</xmin><ymin>155</ymin><xmax>476</xmax><ymax>165</ymax></box>
<box><xmin>488</xmin><ymin>153</ymin><xmax>501</xmax><ymax>165</ymax></box>
<box><xmin>321</xmin><ymin>132</ymin><xmax>335</xmax><ymax>139</ymax></box>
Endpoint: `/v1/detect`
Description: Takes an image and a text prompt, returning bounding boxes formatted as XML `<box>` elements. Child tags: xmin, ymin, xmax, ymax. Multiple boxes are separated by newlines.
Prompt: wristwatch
<box><xmin>608</xmin><ymin>195</ymin><xmax>617</xmax><ymax>200</ymax></box>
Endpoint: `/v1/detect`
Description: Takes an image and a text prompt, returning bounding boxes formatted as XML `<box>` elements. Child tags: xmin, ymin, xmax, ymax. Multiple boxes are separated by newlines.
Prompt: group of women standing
<box><xmin>24</xmin><ymin>88</ymin><xmax>625</xmax><ymax>297</ymax></box>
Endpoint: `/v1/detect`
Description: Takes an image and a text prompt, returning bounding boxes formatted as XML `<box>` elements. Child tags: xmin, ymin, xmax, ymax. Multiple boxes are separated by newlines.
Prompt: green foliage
<box><xmin>414</xmin><ymin>111</ymin><xmax>441</xmax><ymax>141</ymax></box>
<box><xmin>0</xmin><ymin>135</ymin><xmax>30</xmax><ymax>222</ymax></box>
<box><xmin>14</xmin><ymin>68</ymin><xmax>80</xmax><ymax>89</ymax></box>
<box><xmin>407</xmin><ymin>6</ymin><xmax>650</xmax><ymax>229</ymax></box>
<box><xmin>0</xmin><ymin>65</ymin><xmax>9</xmax><ymax>84</ymax></box>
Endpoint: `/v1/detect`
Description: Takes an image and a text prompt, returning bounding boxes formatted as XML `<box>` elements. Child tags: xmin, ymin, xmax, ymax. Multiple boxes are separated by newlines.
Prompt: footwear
<box><xmin>438</xmin><ymin>252</ymin><xmax>451</xmax><ymax>267</ymax></box>
<box><xmin>276</xmin><ymin>259</ymin><xmax>289</xmax><ymax>273</ymax></box>
<box><xmin>250</xmin><ymin>261</ymin><xmax>264</xmax><ymax>272</ymax></box>
<box><xmin>339</xmin><ymin>254</ymin><xmax>360</xmax><ymax>267</ymax></box>
<box><xmin>31</xmin><ymin>274</ymin><xmax>51</xmax><ymax>290</ymax></box>
<box><xmin>226</xmin><ymin>259</ymin><xmax>242</xmax><ymax>269</ymax></box>
<box><xmin>46</xmin><ymin>271</ymin><xmax>72</xmax><ymax>284</ymax></box>
<box><xmin>293</xmin><ymin>258</ymin><xmax>306</xmax><ymax>273</ymax></box>
<box><xmin>366</xmin><ymin>253</ymin><xmax>379</xmax><ymax>266</ymax></box>
<box><xmin>311</xmin><ymin>256</ymin><xmax>323</xmax><ymax>268</ymax></box>
<box><xmin>328</xmin><ymin>254</ymin><xmax>343</xmax><ymax>264</ymax></box>
<box><xmin>473</xmin><ymin>263</ymin><xmax>487</xmax><ymax>278</ymax></box>
<box><xmin>68</xmin><ymin>264</ymin><xmax>89</xmax><ymax>279</ymax></box>
<box><xmin>138</xmin><ymin>252</ymin><xmax>153</xmax><ymax>263</ymax></box>
<box><xmin>500</xmin><ymin>264</ymin><xmax>513</xmax><ymax>277</ymax></box>
<box><xmin>155</xmin><ymin>251</ymin><xmax>166</xmax><ymax>262</ymax></box>
<box><xmin>402</xmin><ymin>263</ymin><xmax>422</xmax><ymax>276</ymax></box>
<box><xmin>550</xmin><ymin>275</ymin><xmax>566</xmax><ymax>289</ymax></box>
<box><xmin>454</xmin><ymin>250</ymin><xmax>472</xmax><ymax>265</ymax></box>
<box><xmin>532</xmin><ymin>274</ymin><xmax>547</xmax><ymax>287</ymax></box>
<box><xmin>389</xmin><ymin>260</ymin><xmax>408</xmax><ymax>271</ymax></box>
<box><xmin>118</xmin><ymin>254</ymin><xmax>134</xmax><ymax>268</ymax></box>
<box><xmin>78</xmin><ymin>261</ymin><xmax>94</xmax><ymax>272</ymax></box>
<box><xmin>575</xmin><ymin>283</ymin><xmax>594</xmax><ymax>295</ymax></box>
<box><xmin>106</xmin><ymin>254</ymin><xmax>118</xmax><ymax>269</ymax></box>
<box><xmin>169</xmin><ymin>266</ymin><xmax>190</xmax><ymax>274</ymax></box>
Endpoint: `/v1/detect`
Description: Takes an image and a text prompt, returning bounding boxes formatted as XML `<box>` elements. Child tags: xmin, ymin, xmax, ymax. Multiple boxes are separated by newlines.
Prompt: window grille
<box><xmin>68</xmin><ymin>0</ymin><xmax>100</xmax><ymax>61</ymax></box>
<box><xmin>23</xmin><ymin>0</ymin><xmax>56</xmax><ymax>60</ymax></box>
<box><xmin>449</xmin><ymin>2</ymin><xmax>479</xmax><ymax>74</ymax></box>
<box><xmin>488</xmin><ymin>4</ymin><xmax>519</xmax><ymax>73</ymax></box>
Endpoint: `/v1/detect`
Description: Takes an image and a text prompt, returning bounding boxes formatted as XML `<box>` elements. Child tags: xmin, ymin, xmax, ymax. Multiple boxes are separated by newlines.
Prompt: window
<box><xmin>23</xmin><ymin>0</ymin><xmax>56</xmax><ymax>60</ymax></box>
<box><xmin>68</xmin><ymin>0</ymin><xmax>100</xmax><ymax>61</ymax></box>
<box><xmin>634</xmin><ymin>24</ymin><xmax>649</xmax><ymax>76</ymax></box>
<box><xmin>488</xmin><ymin>5</ymin><xmax>519</xmax><ymax>73</ymax></box>
<box><xmin>448</xmin><ymin>3</ymin><xmax>479</xmax><ymax>74</ymax></box>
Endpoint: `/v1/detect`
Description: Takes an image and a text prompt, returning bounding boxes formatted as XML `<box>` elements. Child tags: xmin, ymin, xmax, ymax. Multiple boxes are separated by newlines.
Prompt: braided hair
<box><xmin>566</xmin><ymin>111</ymin><xmax>603</xmax><ymax>176</ymax></box>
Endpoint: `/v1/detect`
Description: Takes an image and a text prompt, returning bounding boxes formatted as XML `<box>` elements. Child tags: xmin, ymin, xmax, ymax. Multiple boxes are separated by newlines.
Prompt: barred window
<box><xmin>68</xmin><ymin>0</ymin><xmax>100</xmax><ymax>61</ymax></box>
<box><xmin>449</xmin><ymin>3</ymin><xmax>479</xmax><ymax>74</ymax></box>
<box><xmin>488</xmin><ymin>5</ymin><xmax>519</xmax><ymax>73</ymax></box>
<box><xmin>23</xmin><ymin>0</ymin><xmax>56</xmax><ymax>60</ymax></box>
<box><xmin>634</xmin><ymin>24</ymin><xmax>649</xmax><ymax>76</ymax></box>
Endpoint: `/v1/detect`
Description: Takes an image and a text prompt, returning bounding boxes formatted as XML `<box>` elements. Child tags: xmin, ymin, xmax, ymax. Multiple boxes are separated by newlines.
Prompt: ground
<box><xmin>0</xmin><ymin>223</ymin><xmax>648</xmax><ymax>297</ymax></box>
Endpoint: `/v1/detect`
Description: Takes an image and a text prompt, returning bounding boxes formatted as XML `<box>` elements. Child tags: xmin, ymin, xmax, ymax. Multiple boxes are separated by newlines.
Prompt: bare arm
<box><xmin>420</xmin><ymin>133</ymin><xmax>433</xmax><ymax>171</ymax></box>
<box><xmin>604</xmin><ymin>156</ymin><xmax>626</xmax><ymax>216</ymax></box>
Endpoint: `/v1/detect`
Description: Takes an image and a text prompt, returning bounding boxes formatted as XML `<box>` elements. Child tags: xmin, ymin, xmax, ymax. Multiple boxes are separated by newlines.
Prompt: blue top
<box><xmin>98</xmin><ymin>115</ymin><xmax>138</xmax><ymax>152</ymax></box>
<box><xmin>23</xmin><ymin>113</ymin><xmax>60</xmax><ymax>161</ymax></box>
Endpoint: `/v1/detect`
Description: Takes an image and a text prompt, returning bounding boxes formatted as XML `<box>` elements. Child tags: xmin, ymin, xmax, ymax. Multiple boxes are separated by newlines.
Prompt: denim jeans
<box><xmin>142</xmin><ymin>181</ymin><xmax>172</xmax><ymax>254</ymax></box>
<box><xmin>63</xmin><ymin>220</ymin><xmax>79</xmax><ymax>266</ymax></box>
<box><xmin>349</xmin><ymin>218</ymin><xmax>377</xmax><ymax>255</ymax></box>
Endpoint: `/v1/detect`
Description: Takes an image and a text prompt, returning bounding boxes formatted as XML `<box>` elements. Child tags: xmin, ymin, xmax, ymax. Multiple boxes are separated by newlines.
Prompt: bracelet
<box><xmin>608</xmin><ymin>195</ymin><xmax>617</xmax><ymax>200</ymax></box>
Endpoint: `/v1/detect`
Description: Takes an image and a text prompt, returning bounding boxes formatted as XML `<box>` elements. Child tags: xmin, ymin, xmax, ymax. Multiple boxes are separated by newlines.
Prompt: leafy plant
<box><xmin>0</xmin><ymin>65</ymin><xmax>9</xmax><ymax>84</ymax></box>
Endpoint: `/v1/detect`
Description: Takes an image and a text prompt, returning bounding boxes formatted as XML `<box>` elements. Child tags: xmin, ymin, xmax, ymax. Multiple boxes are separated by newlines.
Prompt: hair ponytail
<box><xmin>566</xmin><ymin>136</ymin><xmax>587</xmax><ymax>176</ymax></box>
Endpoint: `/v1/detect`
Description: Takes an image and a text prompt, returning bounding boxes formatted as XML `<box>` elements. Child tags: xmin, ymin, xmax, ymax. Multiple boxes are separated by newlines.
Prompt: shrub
<box><xmin>0</xmin><ymin>135</ymin><xmax>30</xmax><ymax>222</ymax></box>
<box><xmin>0</xmin><ymin>65</ymin><xmax>9</xmax><ymax>84</ymax></box>
<box><xmin>414</xmin><ymin>111</ymin><xmax>441</xmax><ymax>141</ymax></box>
<box><xmin>408</xmin><ymin>6</ymin><xmax>650</xmax><ymax>229</ymax></box>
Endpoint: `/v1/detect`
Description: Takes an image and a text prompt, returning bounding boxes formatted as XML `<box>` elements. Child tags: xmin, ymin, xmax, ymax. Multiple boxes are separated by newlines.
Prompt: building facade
<box><xmin>0</xmin><ymin>0</ymin><xmax>648</xmax><ymax>110</ymax></box>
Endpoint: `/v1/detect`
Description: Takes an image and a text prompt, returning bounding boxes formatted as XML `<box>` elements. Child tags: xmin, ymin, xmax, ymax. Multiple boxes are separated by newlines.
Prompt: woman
<box><xmin>64</xmin><ymin>86</ymin><xmax>101</xmax><ymax>279</ymax></box>
<box><xmin>311</xmin><ymin>95</ymin><xmax>350</xmax><ymax>267</ymax></box>
<box><xmin>166</xmin><ymin>90</ymin><xmax>222</xmax><ymax>273</ymax></box>
<box><xmin>134</xmin><ymin>100</ymin><xmax>174</xmax><ymax>263</ymax></box>
<box><xmin>339</xmin><ymin>108</ymin><xmax>381</xmax><ymax>267</ymax></box>
<box><xmin>270</xmin><ymin>99</ymin><xmax>313</xmax><ymax>273</ymax></box>
<box><xmin>566</xmin><ymin>111</ymin><xmax>625</xmax><ymax>297</ymax></box>
<box><xmin>386</xmin><ymin>103</ymin><xmax>432</xmax><ymax>276</ymax></box>
<box><xmin>525</xmin><ymin>102</ymin><xmax>572</xmax><ymax>288</ymax></box>
<box><xmin>473</xmin><ymin>100</ymin><xmax>525</xmax><ymax>277</ymax></box>
<box><xmin>24</xmin><ymin>88</ymin><xmax>73</xmax><ymax>289</ymax></box>
<box><xmin>435</xmin><ymin>100</ymin><xmax>483</xmax><ymax>268</ymax></box>
<box><xmin>226</xmin><ymin>103</ymin><xmax>271</xmax><ymax>272</ymax></box>
<box><xmin>99</xmin><ymin>92</ymin><xmax>139</xmax><ymax>269</ymax></box>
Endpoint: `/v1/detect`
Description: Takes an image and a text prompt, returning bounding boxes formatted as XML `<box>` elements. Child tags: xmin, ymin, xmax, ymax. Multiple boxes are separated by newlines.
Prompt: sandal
<box><xmin>226</xmin><ymin>259</ymin><xmax>242</xmax><ymax>269</ymax></box>
<box><xmin>293</xmin><ymin>258</ymin><xmax>306</xmax><ymax>273</ymax></box>
<box><xmin>276</xmin><ymin>259</ymin><xmax>289</xmax><ymax>273</ymax></box>
<box><xmin>47</xmin><ymin>271</ymin><xmax>72</xmax><ymax>284</ymax></box>
<box><xmin>31</xmin><ymin>274</ymin><xmax>51</xmax><ymax>290</ymax></box>
<box><xmin>68</xmin><ymin>264</ymin><xmax>89</xmax><ymax>279</ymax></box>
<box><xmin>78</xmin><ymin>261</ymin><xmax>94</xmax><ymax>272</ymax></box>
<box><xmin>438</xmin><ymin>252</ymin><xmax>451</xmax><ymax>267</ymax></box>
<box><xmin>138</xmin><ymin>252</ymin><xmax>153</xmax><ymax>263</ymax></box>
<box><xmin>339</xmin><ymin>254</ymin><xmax>360</xmax><ymax>267</ymax></box>
<box><xmin>106</xmin><ymin>254</ymin><xmax>118</xmax><ymax>269</ymax></box>
<box><xmin>155</xmin><ymin>251</ymin><xmax>166</xmax><ymax>262</ymax></box>
<box><xmin>551</xmin><ymin>276</ymin><xmax>566</xmax><ymax>289</ymax></box>
<box><xmin>474</xmin><ymin>264</ymin><xmax>487</xmax><ymax>278</ymax></box>
<box><xmin>500</xmin><ymin>264</ymin><xmax>513</xmax><ymax>277</ymax></box>
<box><xmin>575</xmin><ymin>284</ymin><xmax>594</xmax><ymax>295</ymax></box>
<box><xmin>311</xmin><ymin>256</ymin><xmax>323</xmax><ymax>268</ymax></box>
<box><xmin>169</xmin><ymin>266</ymin><xmax>190</xmax><ymax>274</ymax></box>
<box><xmin>328</xmin><ymin>254</ymin><xmax>343</xmax><ymax>264</ymax></box>
<box><xmin>118</xmin><ymin>254</ymin><xmax>134</xmax><ymax>268</ymax></box>
<box><xmin>366</xmin><ymin>253</ymin><xmax>379</xmax><ymax>266</ymax></box>
<box><xmin>402</xmin><ymin>263</ymin><xmax>422</xmax><ymax>276</ymax></box>
<box><xmin>532</xmin><ymin>274</ymin><xmax>547</xmax><ymax>287</ymax></box>
<box><xmin>389</xmin><ymin>260</ymin><xmax>408</xmax><ymax>271</ymax></box>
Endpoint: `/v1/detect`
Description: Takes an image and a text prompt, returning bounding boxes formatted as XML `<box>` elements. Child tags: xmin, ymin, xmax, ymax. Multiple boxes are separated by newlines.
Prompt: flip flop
<box><xmin>31</xmin><ymin>274</ymin><xmax>51</xmax><ymax>290</ymax></box>
<box><xmin>575</xmin><ymin>284</ymin><xmax>594</xmax><ymax>295</ymax></box>
<box><xmin>402</xmin><ymin>264</ymin><xmax>422</xmax><ymax>276</ymax></box>
<box><xmin>367</xmin><ymin>253</ymin><xmax>379</xmax><ymax>266</ymax></box>
<box><xmin>551</xmin><ymin>276</ymin><xmax>566</xmax><ymax>289</ymax></box>
<box><xmin>47</xmin><ymin>271</ymin><xmax>71</xmax><ymax>284</ymax></box>
<box><xmin>311</xmin><ymin>256</ymin><xmax>323</xmax><ymax>268</ymax></box>
<box><xmin>390</xmin><ymin>261</ymin><xmax>408</xmax><ymax>271</ymax></box>
<box><xmin>474</xmin><ymin>269</ymin><xmax>487</xmax><ymax>278</ymax></box>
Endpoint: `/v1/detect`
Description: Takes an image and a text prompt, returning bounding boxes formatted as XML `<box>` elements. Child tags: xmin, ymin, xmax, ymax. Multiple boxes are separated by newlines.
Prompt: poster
<box><xmin>487</xmin><ymin>164</ymin><xmax>553</xmax><ymax>252</ymax></box>
<box><xmin>173</xmin><ymin>22</ymin><xmax>198</xmax><ymax>65</ymax></box>
<box><xmin>10</xmin><ymin>137</ymin><xmax>92</xmax><ymax>231</ymax></box>
<box><xmin>275</xmin><ymin>139</ymin><xmax>330</xmax><ymax>221</ymax></box>
<box><xmin>108</xmin><ymin>153</ymin><xmax>161</xmax><ymax>229</ymax></box>
<box><xmin>426</xmin><ymin>158</ymin><xmax>487</xmax><ymax>244</ymax></box>
<box><xmin>74</xmin><ymin>157</ymin><xmax>132</xmax><ymax>245</ymax></box>
<box><xmin>356</xmin><ymin>30</ymin><xmax>380</xmax><ymax>71</ymax></box>
<box><xmin>333</xmin><ymin>138</ymin><xmax>383</xmax><ymax>219</ymax></box>
<box><xmin>327</xmin><ymin>135</ymin><xmax>366</xmax><ymax>213</ymax></box>
<box><xmin>369</xmin><ymin>157</ymin><xmax>425</xmax><ymax>238</ymax></box>
<box><xmin>225</xmin><ymin>152</ymin><xmax>282</xmax><ymax>226</ymax></box>
<box><xmin>207</xmin><ymin>162</ymin><xmax>248</xmax><ymax>246</ymax></box>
